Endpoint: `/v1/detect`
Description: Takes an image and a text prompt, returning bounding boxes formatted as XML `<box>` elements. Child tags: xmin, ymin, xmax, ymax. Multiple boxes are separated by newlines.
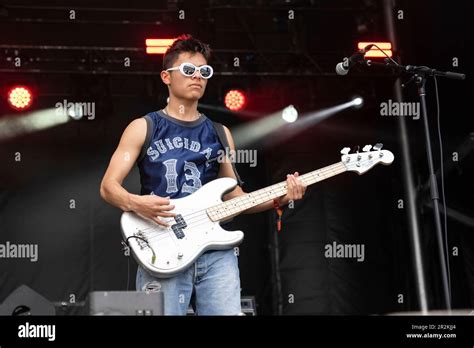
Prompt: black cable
<box><xmin>126</xmin><ymin>252</ymin><xmax>130</xmax><ymax>291</ymax></box>
<box><xmin>369</xmin><ymin>43</ymin><xmax>452</xmax><ymax>301</ymax></box>
<box><xmin>370</xmin><ymin>42</ymin><xmax>452</xmax><ymax>303</ymax></box>
<box><xmin>121</xmin><ymin>239</ymin><xmax>132</xmax><ymax>290</ymax></box>
<box><xmin>125</xmin><ymin>235</ymin><xmax>157</xmax><ymax>264</ymax></box>
<box><xmin>434</xmin><ymin>75</ymin><xmax>451</xmax><ymax>299</ymax></box>
<box><xmin>370</xmin><ymin>44</ymin><xmax>401</xmax><ymax>67</ymax></box>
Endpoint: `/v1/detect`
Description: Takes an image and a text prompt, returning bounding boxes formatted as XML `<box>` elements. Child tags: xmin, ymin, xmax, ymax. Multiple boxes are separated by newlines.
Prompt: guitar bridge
<box><xmin>135</xmin><ymin>230</ymin><xmax>148</xmax><ymax>249</ymax></box>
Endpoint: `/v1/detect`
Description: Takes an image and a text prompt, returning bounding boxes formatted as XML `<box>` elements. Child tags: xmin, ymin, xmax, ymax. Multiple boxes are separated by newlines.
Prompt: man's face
<box><xmin>161</xmin><ymin>52</ymin><xmax>209</xmax><ymax>101</ymax></box>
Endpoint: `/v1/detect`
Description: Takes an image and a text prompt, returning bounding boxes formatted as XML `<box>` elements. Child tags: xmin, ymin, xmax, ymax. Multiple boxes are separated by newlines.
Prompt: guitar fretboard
<box><xmin>206</xmin><ymin>161</ymin><xmax>347</xmax><ymax>222</ymax></box>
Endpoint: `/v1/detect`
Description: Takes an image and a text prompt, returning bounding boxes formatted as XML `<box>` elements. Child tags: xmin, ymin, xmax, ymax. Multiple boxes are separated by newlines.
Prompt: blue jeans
<box><xmin>136</xmin><ymin>249</ymin><xmax>242</xmax><ymax>315</ymax></box>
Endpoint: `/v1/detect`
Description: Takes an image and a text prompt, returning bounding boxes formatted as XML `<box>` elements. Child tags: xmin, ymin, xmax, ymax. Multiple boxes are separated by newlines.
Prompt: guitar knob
<box><xmin>373</xmin><ymin>143</ymin><xmax>383</xmax><ymax>151</ymax></box>
<box><xmin>340</xmin><ymin>147</ymin><xmax>351</xmax><ymax>155</ymax></box>
<box><xmin>177</xmin><ymin>252</ymin><xmax>183</xmax><ymax>259</ymax></box>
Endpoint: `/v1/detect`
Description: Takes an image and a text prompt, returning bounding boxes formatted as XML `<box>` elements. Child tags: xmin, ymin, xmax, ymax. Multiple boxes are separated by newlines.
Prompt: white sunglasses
<box><xmin>166</xmin><ymin>62</ymin><xmax>214</xmax><ymax>79</ymax></box>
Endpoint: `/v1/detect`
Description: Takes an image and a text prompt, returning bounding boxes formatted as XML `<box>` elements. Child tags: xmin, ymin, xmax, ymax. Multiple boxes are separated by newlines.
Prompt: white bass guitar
<box><xmin>121</xmin><ymin>144</ymin><xmax>394</xmax><ymax>278</ymax></box>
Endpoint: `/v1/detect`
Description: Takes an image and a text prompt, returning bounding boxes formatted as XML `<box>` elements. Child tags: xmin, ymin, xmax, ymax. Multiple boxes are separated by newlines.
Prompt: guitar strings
<box><xmin>128</xmin><ymin>161</ymin><xmax>352</xmax><ymax>258</ymax></box>
<box><xmin>138</xmin><ymin>161</ymin><xmax>351</xmax><ymax>242</ymax></box>
<box><xmin>140</xmin><ymin>162</ymin><xmax>349</xmax><ymax>242</ymax></box>
<box><xmin>140</xmin><ymin>161</ymin><xmax>346</xmax><ymax>234</ymax></box>
<box><xmin>139</xmin><ymin>162</ymin><xmax>346</xmax><ymax>237</ymax></box>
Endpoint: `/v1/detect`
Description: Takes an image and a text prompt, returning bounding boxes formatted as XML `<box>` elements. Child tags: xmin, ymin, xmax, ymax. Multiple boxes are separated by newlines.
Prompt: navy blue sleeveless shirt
<box><xmin>137</xmin><ymin>110</ymin><xmax>224</xmax><ymax>198</ymax></box>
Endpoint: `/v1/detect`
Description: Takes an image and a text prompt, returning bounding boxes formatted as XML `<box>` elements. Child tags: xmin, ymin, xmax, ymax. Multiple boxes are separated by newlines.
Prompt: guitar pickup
<box><xmin>174</xmin><ymin>214</ymin><xmax>187</xmax><ymax>229</ymax></box>
<box><xmin>171</xmin><ymin>224</ymin><xmax>185</xmax><ymax>239</ymax></box>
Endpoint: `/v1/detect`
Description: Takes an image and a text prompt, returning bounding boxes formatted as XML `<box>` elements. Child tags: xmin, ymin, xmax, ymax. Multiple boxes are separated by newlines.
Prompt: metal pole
<box><xmin>383</xmin><ymin>0</ymin><xmax>429</xmax><ymax>312</ymax></box>
<box><xmin>416</xmin><ymin>77</ymin><xmax>451</xmax><ymax>309</ymax></box>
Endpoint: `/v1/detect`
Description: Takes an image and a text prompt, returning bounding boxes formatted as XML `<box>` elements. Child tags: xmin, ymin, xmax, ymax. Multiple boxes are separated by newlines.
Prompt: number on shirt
<box><xmin>163</xmin><ymin>159</ymin><xmax>202</xmax><ymax>194</ymax></box>
<box><xmin>182</xmin><ymin>160</ymin><xmax>202</xmax><ymax>193</ymax></box>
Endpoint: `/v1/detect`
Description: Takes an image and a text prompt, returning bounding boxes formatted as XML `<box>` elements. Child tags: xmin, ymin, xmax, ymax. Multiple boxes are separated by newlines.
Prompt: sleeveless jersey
<box><xmin>137</xmin><ymin>109</ymin><xmax>224</xmax><ymax>198</ymax></box>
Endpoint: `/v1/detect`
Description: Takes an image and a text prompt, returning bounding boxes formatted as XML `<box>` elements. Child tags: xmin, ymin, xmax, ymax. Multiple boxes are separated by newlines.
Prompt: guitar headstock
<box><xmin>341</xmin><ymin>143</ymin><xmax>394</xmax><ymax>174</ymax></box>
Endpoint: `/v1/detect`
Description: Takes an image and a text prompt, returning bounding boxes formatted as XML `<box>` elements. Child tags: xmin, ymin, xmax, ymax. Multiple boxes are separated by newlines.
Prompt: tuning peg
<box><xmin>362</xmin><ymin>145</ymin><xmax>372</xmax><ymax>152</ymax></box>
<box><xmin>373</xmin><ymin>143</ymin><xmax>383</xmax><ymax>151</ymax></box>
<box><xmin>340</xmin><ymin>147</ymin><xmax>351</xmax><ymax>155</ymax></box>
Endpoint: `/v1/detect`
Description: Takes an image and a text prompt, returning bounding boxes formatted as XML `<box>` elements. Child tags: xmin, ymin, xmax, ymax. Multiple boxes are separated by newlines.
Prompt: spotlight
<box><xmin>353</xmin><ymin>97</ymin><xmax>363</xmax><ymax>105</ymax></box>
<box><xmin>67</xmin><ymin>106</ymin><xmax>83</xmax><ymax>120</ymax></box>
<box><xmin>7</xmin><ymin>86</ymin><xmax>33</xmax><ymax>110</ymax></box>
<box><xmin>357</xmin><ymin>42</ymin><xmax>392</xmax><ymax>58</ymax></box>
<box><xmin>282</xmin><ymin>105</ymin><xmax>298</xmax><ymax>123</ymax></box>
<box><xmin>0</xmin><ymin>108</ymin><xmax>70</xmax><ymax>141</ymax></box>
<box><xmin>352</xmin><ymin>96</ymin><xmax>364</xmax><ymax>109</ymax></box>
<box><xmin>224</xmin><ymin>89</ymin><xmax>246</xmax><ymax>111</ymax></box>
<box><xmin>145</xmin><ymin>38</ymin><xmax>175</xmax><ymax>55</ymax></box>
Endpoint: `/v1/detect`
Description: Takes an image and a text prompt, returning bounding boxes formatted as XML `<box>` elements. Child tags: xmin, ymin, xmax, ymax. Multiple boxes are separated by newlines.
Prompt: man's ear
<box><xmin>160</xmin><ymin>70</ymin><xmax>171</xmax><ymax>85</ymax></box>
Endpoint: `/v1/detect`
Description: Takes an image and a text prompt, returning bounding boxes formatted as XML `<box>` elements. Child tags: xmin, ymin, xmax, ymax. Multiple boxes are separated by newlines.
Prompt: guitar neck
<box><xmin>207</xmin><ymin>161</ymin><xmax>347</xmax><ymax>222</ymax></box>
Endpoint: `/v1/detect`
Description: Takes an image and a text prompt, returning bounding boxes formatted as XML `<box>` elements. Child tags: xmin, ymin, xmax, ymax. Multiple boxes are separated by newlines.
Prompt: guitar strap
<box><xmin>212</xmin><ymin>122</ymin><xmax>245</xmax><ymax>187</ymax></box>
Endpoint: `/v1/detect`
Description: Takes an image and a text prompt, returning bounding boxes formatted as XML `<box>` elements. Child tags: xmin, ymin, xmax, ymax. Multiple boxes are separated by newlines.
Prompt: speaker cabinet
<box><xmin>86</xmin><ymin>291</ymin><xmax>164</xmax><ymax>316</ymax></box>
<box><xmin>0</xmin><ymin>285</ymin><xmax>55</xmax><ymax>316</ymax></box>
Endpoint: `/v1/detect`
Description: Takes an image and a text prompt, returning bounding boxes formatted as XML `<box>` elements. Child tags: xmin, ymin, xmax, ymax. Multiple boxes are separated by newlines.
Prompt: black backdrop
<box><xmin>1</xmin><ymin>0</ymin><xmax>473</xmax><ymax>315</ymax></box>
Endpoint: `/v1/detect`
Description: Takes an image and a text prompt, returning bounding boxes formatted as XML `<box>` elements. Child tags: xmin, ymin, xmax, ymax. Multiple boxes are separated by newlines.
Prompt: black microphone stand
<box><xmin>361</xmin><ymin>58</ymin><xmax>465</xmax><ymax>310</ymax></box>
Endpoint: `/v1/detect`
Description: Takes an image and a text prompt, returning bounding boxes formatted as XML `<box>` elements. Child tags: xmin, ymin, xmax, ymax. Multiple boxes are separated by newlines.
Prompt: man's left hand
<box><xmin>279</xmin><ymin>172</ymin><xmax>307</xmax><ymax>205</ymax></box>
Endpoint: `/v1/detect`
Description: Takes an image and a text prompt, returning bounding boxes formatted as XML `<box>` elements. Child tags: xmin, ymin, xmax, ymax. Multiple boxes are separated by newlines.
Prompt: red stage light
<box><xmin>358</xmin><ymin>42</ymin><xmax>393</xmax><ymax>58</ymax></box>
<box><xmin>8</xmin><ymin>86</ymin><xmax>33</xmax><ymax>110</ymax></box>
<box><xmin>145</xmin><ymin>38</ymin><xmax>175</xmax><ymax>55</ymax></box>
<box><xmin>146</xmin><ymin>47</ymin><xmax>168</xmax><ymax>54</ymax></box>
<box><xmin>224</xmin><ymin>90</ymin><xmax>246</xmax><ymax>111</ymax></box>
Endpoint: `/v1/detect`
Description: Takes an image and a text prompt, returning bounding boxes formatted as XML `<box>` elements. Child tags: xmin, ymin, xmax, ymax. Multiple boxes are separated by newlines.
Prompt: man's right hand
<box><xmin>129</xmin><ymin>194</ymin><xmax>176</xmax><ymax>227</ymax></box>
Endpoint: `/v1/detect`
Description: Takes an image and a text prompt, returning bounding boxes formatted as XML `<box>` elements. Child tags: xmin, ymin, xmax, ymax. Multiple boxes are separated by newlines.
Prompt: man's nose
<box><xmin>192</xmin><ymin>70</ymin><xmax>203</xmax><ymax>79</ymax></box>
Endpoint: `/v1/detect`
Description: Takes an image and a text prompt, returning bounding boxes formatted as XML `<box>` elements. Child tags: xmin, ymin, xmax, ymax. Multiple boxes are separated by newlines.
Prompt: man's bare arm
<box><xmin>100</xmin><ymin>118</ymin><xmax>146</xmax><ymax>211</ymax></box>
<box><xmin>100</xmin><ymin>118</ymin><xmax>175</xmax><ymax>226</ymax></box>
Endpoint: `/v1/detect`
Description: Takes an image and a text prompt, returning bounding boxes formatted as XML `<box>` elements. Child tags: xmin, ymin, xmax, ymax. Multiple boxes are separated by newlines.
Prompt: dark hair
<box><xmin>163</xmin><ymin>34</ymin><xmax>211</xmax><ymax>70</ymax></box>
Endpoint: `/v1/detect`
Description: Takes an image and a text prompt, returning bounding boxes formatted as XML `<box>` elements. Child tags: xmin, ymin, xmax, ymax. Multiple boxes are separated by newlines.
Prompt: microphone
<box><xmin>335</xmin><ymin>44</ymin><xmax>374</xmax><ymax>75</ymax></box>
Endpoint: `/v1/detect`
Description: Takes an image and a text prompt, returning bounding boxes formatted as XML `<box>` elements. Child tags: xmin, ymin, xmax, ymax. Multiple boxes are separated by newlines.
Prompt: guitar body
<box><xmin>121</xmin><ymin>177</ymin><xmax>244</xmax><ymax>278</ymax></box>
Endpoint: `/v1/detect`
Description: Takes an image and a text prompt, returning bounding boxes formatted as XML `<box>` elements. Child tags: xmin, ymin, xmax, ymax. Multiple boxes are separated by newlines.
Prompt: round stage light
<box><xmin>353</xmin><ymin>97</ymin><xmax>363</xmax><ymax>106</ymax></box>
<box><xmin>352</xmin><ymin>96</ymin><xmax>364</xmax><ymax>109</ymax></box>
<box><xmin>224</xmin><ymin>89</ymin><xmax>246</xmax><ymax>111</ymax></box>
<box><xmin>282</xmin><ymin>105</ymin><xmax>298</xmax><ymax>123</ymax></box>
<box><xmin>8</xmin><ymin>86</ymin><xmax>33</xmax><ymax>110</ymax></box>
